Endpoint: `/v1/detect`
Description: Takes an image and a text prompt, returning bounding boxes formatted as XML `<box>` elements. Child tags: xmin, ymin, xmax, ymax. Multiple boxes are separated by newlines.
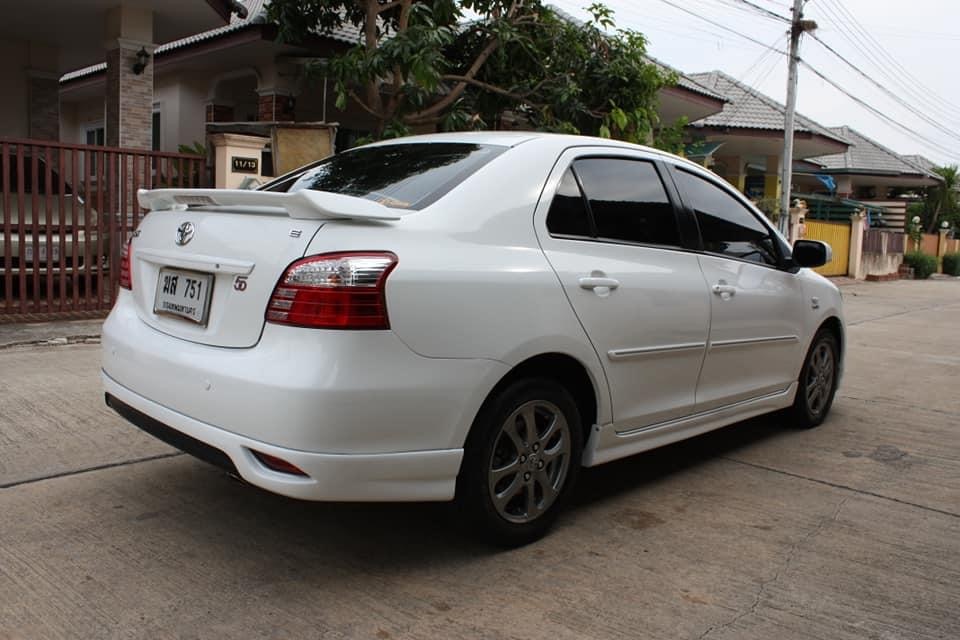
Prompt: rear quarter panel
<box><xmin>302</xmin><ymin>138</ymin><xmax>612</xmax><ymax>427</ymax></box>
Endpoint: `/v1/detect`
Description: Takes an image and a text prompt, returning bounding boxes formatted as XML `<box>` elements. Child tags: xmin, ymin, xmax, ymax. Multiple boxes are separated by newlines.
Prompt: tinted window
<box><xmin>273</xmin><ymin>143</ymin><xmax>506</xmax><ymax>210</ymax></box>
<box><xmin>546</xmin><ymin>168</ymin><xmax>591</xmax><ymax>237</ymax></box>
<box><xmin>5</xmin><ymin>156</ymin><xmax>70</xmax><ymax>195</ymax></box>
<box><xmin>573</xmin><ymin>159</ymin><xmax>680</xmax><ymax>247</ymax></box>
<box><xmin>674</xmin><ymin>169</ymin><xmax>779</xmax><ymax>266</ymax></box>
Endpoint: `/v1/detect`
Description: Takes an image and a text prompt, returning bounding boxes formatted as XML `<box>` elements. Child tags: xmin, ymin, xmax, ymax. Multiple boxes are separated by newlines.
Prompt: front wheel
<box><xmin>789</xmin><ymin>330</ymin><xmax>839</xmax><ymax>429</ymax></box>
<box><xmin>457</xmin><ymin>379</ymin><xmax>583</xmax><ymax>547</ymax></box>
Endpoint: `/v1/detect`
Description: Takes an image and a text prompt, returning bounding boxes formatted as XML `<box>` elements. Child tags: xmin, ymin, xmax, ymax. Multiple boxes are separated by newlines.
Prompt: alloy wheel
<box><xmin>804</xmin><ymin>340</ymin><xmax>835</xmax><ymax>416</ymax></box>
<box><xmin>487</xmin><ymin>400</ymin><xmax>572</xmax><ymax>524</ymax></box>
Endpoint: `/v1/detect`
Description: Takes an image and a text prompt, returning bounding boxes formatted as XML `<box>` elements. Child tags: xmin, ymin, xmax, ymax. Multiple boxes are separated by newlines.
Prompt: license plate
<box><xmin>153</xmin><ymin>268</ymin><xmax>214</xmax><ymax>326</ymax></box>
<box><xmin>25</xmin><ymin>244</ymin><xmax>61</xmax><ymax>264</ymax></box>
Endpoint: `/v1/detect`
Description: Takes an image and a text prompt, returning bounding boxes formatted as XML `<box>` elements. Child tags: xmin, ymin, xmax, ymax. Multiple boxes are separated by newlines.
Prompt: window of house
<box><xmin>573</xmin><ymin>158</ymin><xmax>681</xmax><ymax>247</ymax></box>
<box><xmin>84</xmin><ymin>125</ymin><xmax>105</xmax><ymax>147</ymax></box>
<box><xmin>674</xmin><ymin>169</ymin><xmax>780</xmax><ymax>266</ymax></box>
<box><xmin>152</xmin><ymin>111</ymin><xmax>161</xmax><ymax>151</ymax></box>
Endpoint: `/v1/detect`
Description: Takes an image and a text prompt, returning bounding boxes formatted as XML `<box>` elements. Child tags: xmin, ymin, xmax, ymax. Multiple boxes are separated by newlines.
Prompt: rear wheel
<box><xmin>457</xmin><ymin>379</ymin><xmax>582</xmax><ymax>547</ymax></box>
<box><xmin>789</xmin><ymin>330</ymin><xmax>839</xmax><ymax>428</ymax></box>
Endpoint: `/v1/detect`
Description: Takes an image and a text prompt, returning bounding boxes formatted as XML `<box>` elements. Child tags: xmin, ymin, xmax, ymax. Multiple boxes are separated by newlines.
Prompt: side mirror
<box><xmin>793</xmin><ymin>239</ymin><xmax>832</xmax><ymax>268</ymax></box>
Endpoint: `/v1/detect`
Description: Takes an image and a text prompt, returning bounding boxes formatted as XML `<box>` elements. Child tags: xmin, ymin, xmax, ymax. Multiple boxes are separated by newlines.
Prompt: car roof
<box><xmin>364</xmin><ymin>131</ymin><xmax>701</xmax><ymax>170</ymax></box>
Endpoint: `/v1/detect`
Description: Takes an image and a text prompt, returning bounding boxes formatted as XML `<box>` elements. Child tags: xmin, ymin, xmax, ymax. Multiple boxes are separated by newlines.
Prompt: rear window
<box><xmin>268</xmin><ymin>143</ymin><xmax>506</xmax><ymax>210</ymax></box>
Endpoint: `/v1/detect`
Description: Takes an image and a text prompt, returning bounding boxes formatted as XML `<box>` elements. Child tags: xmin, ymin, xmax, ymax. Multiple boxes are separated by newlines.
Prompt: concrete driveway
<box><xmin>1</xmin><ymin>279</ymin><xmax>958</xmax><ymax>639</ymax></box>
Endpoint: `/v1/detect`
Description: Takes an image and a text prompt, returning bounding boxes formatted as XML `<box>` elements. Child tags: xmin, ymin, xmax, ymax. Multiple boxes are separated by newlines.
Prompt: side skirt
<box><xmin>581</xmin><ymin>382</ymin><xmax>798</xmax><ymax>467</ymax></box>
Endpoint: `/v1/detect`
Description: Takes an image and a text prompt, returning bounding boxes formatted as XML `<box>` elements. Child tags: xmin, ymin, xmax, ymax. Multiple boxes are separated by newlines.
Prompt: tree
<box><xmin>928</xmin><ymin>165</ymin><xmax>959</xmax><ymax>232</ymax></box>
<box><xmin>266</xmin><ymin>0</ymin><xmax>680</xmax><ymax>147</ymax></box>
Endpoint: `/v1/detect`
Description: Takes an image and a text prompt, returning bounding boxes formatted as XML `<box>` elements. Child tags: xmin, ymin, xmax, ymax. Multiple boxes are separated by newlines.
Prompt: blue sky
<box><xmin>549</xmin><ymin>0</ymin><xmax>960</xmax><ymax>166</ymax></box>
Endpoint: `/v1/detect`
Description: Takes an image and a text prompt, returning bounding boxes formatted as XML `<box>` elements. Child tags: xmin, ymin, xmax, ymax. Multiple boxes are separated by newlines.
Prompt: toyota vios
<box><xmin>102</xmin><ymin>133</ymin><xmax>843</xmax><ymax>545</ymax></box>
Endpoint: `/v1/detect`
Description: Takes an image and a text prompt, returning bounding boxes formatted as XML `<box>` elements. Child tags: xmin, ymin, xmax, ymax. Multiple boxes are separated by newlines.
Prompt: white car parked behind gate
<box><xmin>102</xmin><ymin>132</ymin><xmax>843</xmax><ymax>545</ymax></box>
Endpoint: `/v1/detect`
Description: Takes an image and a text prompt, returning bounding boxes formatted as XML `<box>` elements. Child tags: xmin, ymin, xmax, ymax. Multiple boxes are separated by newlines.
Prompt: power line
<box><xmin>725</xmin><ymin>0</ymin><xmax>791</xmax><ymax>22</ymax></box>
<box><xmin>815</xmin><ymin>0</ymin><xmax>960</xmax><ymax>124</ymax></box>
<box><xmin>809</xmin><ymin>34</ymin><xmax>960</xmax><ymax>144</ymax></box>
<box><xmin>652</xmin><ymin>0</ymin><xmax>790</xmax><ymax>54</ymax></box>
<box><xmin>800</xmin><ymin>60</ymin><xmax>958</xmax><ymax>160</ymax></box>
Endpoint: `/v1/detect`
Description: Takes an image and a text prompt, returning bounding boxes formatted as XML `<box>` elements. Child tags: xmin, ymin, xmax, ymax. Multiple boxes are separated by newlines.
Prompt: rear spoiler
<box><xmin>137</xmin><ymin>188</ymin><xmax>404</xmax><ymax>221</ymax></box>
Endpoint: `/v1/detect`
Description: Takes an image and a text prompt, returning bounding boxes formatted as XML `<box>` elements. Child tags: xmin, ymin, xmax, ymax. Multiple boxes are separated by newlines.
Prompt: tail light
<box><xmin>119</xmin><ymin>239</ymin><xmax>133</xmax><ymax>290</ymax></box>
<box><xmin>266</xmin><ymin>252</ymin><xmax>397</xmax><ymax>329</ymax></box>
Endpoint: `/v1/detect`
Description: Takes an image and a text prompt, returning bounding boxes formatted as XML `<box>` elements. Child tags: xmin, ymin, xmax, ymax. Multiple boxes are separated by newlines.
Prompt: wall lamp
<box><xmin>132</xmin><ymin>47</ymin><xmax>150</xmax><ymax>75</ymax></box>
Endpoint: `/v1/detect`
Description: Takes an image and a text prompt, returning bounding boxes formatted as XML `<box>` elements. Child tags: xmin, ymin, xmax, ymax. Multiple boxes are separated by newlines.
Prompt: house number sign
<box><xmin>231</xmin><ymin>156</ymin><xmax>259</xmax><ymax>173</ymax></box>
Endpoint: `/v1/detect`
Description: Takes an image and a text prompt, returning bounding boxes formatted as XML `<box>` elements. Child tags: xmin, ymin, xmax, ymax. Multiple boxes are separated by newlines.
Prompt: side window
<box><xmin>573</xmin><ymin>158</ymin><xmax>680</xmax><ymax>247</ymax></box>
<box><xmin>546</xmin><ymin>168</ymin><xmax>591</xmax><ymax>237</ymax></box>
<box><xmin>674</xmin><ymin>169</ymin><xmax>779</xmax><ymax>266</ymax></box>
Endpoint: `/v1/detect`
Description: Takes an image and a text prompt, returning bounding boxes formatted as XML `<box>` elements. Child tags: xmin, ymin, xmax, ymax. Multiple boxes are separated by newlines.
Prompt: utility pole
<box><xmin>779</xmin><ymin>0</ymin><xmax>817</xmax><ymax>237</ymax></box>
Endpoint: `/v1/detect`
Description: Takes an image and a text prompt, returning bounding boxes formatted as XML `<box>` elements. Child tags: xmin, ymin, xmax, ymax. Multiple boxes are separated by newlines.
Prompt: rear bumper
<box><xmin>104</xmin><ymin>377</ymin><xmax>464</xmax><ymax>501</ymax></box>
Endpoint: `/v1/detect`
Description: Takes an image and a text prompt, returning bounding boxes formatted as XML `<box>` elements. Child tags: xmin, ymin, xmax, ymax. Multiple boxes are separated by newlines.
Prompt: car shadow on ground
<box><xmin>125</xmin><ymin>412</ymin><xmax>795</xmax><ymax>569</ymax></box>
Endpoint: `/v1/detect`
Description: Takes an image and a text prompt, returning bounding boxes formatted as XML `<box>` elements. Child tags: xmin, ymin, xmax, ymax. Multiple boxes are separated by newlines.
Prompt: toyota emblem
<box><xmin>175</xmin><ymin>221</ymin><xmax>195</xmax><ymax>246</ymax></box>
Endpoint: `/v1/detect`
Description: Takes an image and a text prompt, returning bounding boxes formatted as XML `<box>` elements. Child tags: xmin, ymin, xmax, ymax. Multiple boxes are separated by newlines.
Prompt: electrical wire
<box><xmin>800</xmin><ymin>60</ymin><xmax>958</xmax><ymax>160</ymax></box>
<box><xmin>652</xmin><ymin>0</ymin><xmax>790</xmax><ymax>54</ymax></box>
<box><xmin>816</xmin><ymin>0</ymin><xmax>960</xmax><ymax>123</ymax></box>
<box><xmin>809</xmin><ymin>34</ymin><xmax>960</xmax><ymax>144</ymax></box>
<box><xmin>724</xmin><ymin>0</ymin><xmax>791</xmax><ymax>23</ymax></box>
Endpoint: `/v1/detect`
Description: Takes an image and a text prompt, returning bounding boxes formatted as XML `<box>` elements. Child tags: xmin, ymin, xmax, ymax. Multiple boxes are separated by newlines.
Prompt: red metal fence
<box><xmin>0</xmin><ymin>138</ymin><xmax>207</xmax><ymax>321</ymax></box>
<box><xmin>863</xmin><ymin>228</ymin><xmax>905</xmax><ymax>254</ymax></box>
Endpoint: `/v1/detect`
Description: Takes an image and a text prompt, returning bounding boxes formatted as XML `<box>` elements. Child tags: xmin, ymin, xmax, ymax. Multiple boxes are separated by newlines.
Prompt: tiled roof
<box><xmin>811</xmin><ymin>127</ymin><xmax>942</xmax><ymax>178</ymax></box>
<box><xmin>687</xmin><ymin>70</ymin><xmax>847</xmax><ymax>144</ymax></box>
<box><xmin>903</xmin><ymin>154</ymin><xmax>939</xmax><ymax>174</ymax></box>
<box><xmin>61</xmin><ymin>0</ymin><xmax>362</xmax><ymax>83</ymax></box>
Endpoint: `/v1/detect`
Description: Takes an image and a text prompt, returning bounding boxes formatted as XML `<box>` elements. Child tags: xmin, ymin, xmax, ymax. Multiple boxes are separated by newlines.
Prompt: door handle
<box><xmin>579</xmin><ymin>277</ymin><xmax>620</xmax><ymax>291</ymax></box>
<box><xmin>712</xmin><ymin>283</ymin><xmax>736</xmax><ymax>299</ymax></box>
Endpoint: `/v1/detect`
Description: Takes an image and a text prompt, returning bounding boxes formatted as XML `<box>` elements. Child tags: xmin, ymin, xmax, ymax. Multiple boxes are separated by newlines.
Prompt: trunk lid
<box><xmin>129</xmin><ymin>208</ymin><xmax>324</xmax><ymax>348</ymax></box>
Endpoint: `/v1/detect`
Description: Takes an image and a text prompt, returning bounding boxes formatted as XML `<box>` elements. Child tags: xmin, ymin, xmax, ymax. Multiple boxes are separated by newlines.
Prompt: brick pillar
<box><xmin>105</xmin><ymin>41</ymin><xmax>155</xmax><ymax>149</ymax></box>
<box><xmin>205</xmin><ymin>104</ymin><xmax>235</xmax><ymax>122</ymax></box>
<box><xmin>257</xmin><ymin>92</ymin><xmax>295</xmax><ymax>122</ymax></box>
<box><xmin>27</xmin><ymin>73</ymin><xmax>60</xmax><ymax>141</ymax></box>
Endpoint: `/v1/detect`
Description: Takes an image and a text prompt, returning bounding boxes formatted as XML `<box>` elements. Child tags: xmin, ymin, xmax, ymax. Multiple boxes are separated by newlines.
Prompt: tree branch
<box><xmin>348</xmin><ymin>89</ymin><xmax>385</xmax><ymax>120</ymax></box>
<box><xmin>438</xmin><ymin>75</ymin><xmax>540</xmax><ymax>103</ymax></box>
<box><xmin>403</xmin><ymin>0</ymin><xmax>525</xmax><ymax>122</ymax></box>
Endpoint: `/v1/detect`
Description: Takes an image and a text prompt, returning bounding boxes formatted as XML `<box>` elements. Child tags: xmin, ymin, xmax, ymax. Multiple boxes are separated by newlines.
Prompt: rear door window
<box><xmin>573</xmin><ymin>158</ymin><xmax>681</xmax><ymax>247</ymax></box>
<box><xmin>269</xmin><ymin>142</ymin><xmax>506</xmax><ymax>210</ymax></box>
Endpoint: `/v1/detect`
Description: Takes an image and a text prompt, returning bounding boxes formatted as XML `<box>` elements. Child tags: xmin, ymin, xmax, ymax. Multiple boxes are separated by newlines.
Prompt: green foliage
<box><xmin>177</xmin><ymin>141</ymin><xmax>206</xmax><ymax>156</ymax></box>
<box><xmin>911</xmin><ymin>165</ymin><xmax>959</xmax><ymax>232</ymax></box>
<box><xmin>752</xmin><ymin>197</ymin><xmax>781</xmax><ymax>223</ymax></box>
<box><xmin>266</xmin><ymin>0</ymin><xmax>679</xmax><ymax>144</ymax></box>
<box><xmin>942</xmin><ymin>252</ymin><xmax>960</xmax><ymax>276</ymax></box>
<box><xmin>903</xmin><ymin>251</ymin><xmax>938</xmax><ymax>280</ymax></box>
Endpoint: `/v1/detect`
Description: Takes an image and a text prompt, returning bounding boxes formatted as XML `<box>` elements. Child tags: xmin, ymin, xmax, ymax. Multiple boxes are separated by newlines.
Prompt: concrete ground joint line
<box><xmin>0</xmin><ymin>452</ymin><xmax>185</xmax><ymax>489</ymax></box>
<box><xmin>847</xmin><ymin>300</ymin><xmax>960</xmax><ymax>327</ymax></box>
<box><xmin>721</xmin><ymin>457</ymin><xmax>960</xmax><ymax>520</ymax></box>
<box><xmin>697</xmin><ymin>497</ymin><xmax>848</xmax><ymax>639</ymax></box>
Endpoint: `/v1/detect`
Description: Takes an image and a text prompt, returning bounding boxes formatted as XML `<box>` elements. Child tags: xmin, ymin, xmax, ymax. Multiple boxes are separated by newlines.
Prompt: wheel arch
<box><xmin>819</xmin><ymin>315</ymin><xmax>844</xmax><ymax>360</ymax></box>
<box><xmin>474</xmin><ymin>352</ymin><xmax>600</xmax><ymax>450</ymax></box>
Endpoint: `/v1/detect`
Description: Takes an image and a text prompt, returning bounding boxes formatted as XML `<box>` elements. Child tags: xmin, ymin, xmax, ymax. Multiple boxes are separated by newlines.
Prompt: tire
<box><xmin>789</xmin><ymin>330</ymin><xmax>839</xmax><ymax>429</ymax></box>
<box><xmin>456</xmin><ymin>378</ymin><xmax>583</xmax><ymax>547</ymax></box>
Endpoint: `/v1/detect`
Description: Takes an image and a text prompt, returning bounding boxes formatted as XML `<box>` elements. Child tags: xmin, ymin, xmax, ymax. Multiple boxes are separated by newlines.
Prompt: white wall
<box><xmin>60</xmin><ymin>98</ymin><xmax>105</xmax><ymax>146</ymax></box>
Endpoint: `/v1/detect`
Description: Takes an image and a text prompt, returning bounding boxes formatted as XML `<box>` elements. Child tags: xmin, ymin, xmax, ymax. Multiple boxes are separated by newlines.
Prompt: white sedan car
<box><xmin>102</xmin><ymin>132</ymin><xmax>843</xmax><ymax>545</ymax></box>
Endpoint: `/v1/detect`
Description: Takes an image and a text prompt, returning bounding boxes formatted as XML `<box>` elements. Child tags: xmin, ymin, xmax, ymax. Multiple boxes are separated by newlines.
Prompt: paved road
<box><xmin>1</xmin><ymin>279</ymin><xmax>958</xmax><ymax>639</ymax></box>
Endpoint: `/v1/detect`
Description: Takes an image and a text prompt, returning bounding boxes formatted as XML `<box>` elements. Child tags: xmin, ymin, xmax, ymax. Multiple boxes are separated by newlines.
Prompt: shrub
<box><xmin>943</xmin><ymin>252</ymin><xmax>960</xmax><ymax>276</ymax></box>
<box><xmin>903</xmin><ymin>251</ymin><xmax>938</xmax><ymax>279</ymax></box>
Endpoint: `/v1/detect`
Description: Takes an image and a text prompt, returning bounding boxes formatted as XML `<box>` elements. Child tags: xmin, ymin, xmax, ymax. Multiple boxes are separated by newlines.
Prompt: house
<box><xmin>797</xmin><ymin>126</ymin><xmax>943</xmax><ymax>229</ymax></box>
<box><xmin>0</xmin><ymin>0</ymin><xmax>242</xmax><ymax>147</ymax></box>
<box><xmin>684</xmin><ymin>71</ymin><xmax>850</xmax><ymax>201</ymax></box>
<box><xmin>59</xmin><ymin>1</ymin><xmax>727</xmax><ymax>172</ymax></box>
